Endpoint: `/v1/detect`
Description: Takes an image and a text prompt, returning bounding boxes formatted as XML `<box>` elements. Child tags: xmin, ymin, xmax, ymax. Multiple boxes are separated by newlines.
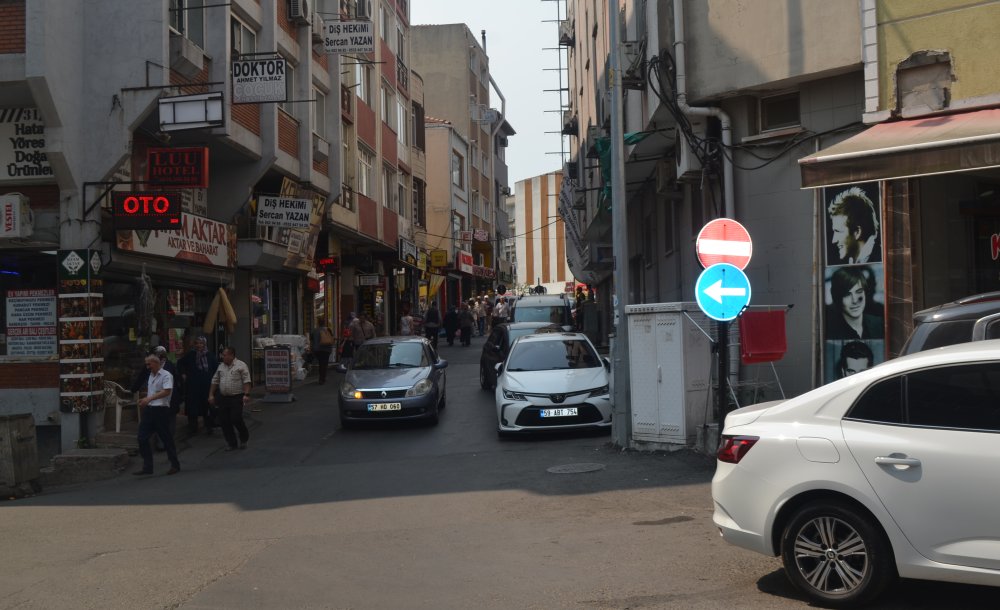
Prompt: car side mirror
<box><xmin>603</xmin><ymin>357</ymin><xmax>611</xmax><ymax>371</ymax></box>
<box><xmin>434</xmin><ymin>359</ymin><xmax>449</xmax><ymax>370</ymax></box>
<box><xmin>334</xmin><ymin>363</ymin><xmax>348</xmax><ymax>374</ymax></box>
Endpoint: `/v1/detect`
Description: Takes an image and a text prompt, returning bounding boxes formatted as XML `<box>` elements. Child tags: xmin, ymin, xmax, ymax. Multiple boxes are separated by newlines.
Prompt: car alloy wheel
<box><xmin>780</xmin><ymin>500</ymin><xmax>895</xmax><ymax>608</ymax></box>
<box><xmin>479</xmin><ymin>363</ymin><xmax>490</xmax><ymax>390</ymax></box>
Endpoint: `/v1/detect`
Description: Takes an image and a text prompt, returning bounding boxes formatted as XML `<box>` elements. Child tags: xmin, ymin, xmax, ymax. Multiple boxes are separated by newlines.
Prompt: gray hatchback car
<box><xmin>335</xmin><ymin>336</ymin><xmax>448</xmax><ymax>427</ymax></box>
<box><xmin>901</xmin><ymin>291</ymin><xmax>1000</xmax><ymax>355</ymax></box>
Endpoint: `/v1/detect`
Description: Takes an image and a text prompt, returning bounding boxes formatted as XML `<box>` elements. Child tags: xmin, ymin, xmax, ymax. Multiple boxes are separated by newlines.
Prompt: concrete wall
<box><xmin>682</xmin><ymin>0</ymin><xmax>861</xmax><ymax>101</ymax></box>
<box><xmin>425</xmin><ymin>125</ymin><xmax>453</xmax><ymax>261</ymax></box>
<box><xmin>411</xmin><ymin>25</ymin><xmax>473</xmax><ymax>131</ymax></box>
<box><xmin>876</xmin><ymin>0</ymin><xmax>1000</xmax><ymax>111</ymax></box>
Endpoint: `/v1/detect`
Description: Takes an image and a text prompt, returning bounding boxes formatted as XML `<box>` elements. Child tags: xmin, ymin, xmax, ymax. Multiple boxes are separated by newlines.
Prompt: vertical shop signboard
<box><xmin>57</xmin><ymin>249</ymin><xmax>104</xmax><ymax>413</ymax></box>
<box><xmin>263</xmin><ymin>345</ymin><xmax>294</xmax><ymax>403</ymax></box>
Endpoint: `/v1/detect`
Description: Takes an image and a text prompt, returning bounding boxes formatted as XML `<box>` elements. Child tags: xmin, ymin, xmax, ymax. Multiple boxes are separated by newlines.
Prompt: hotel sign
<box><xmin>147</xmin><ymin>147</ymin><xmax>209</xmax><ymax>188</ymax></box>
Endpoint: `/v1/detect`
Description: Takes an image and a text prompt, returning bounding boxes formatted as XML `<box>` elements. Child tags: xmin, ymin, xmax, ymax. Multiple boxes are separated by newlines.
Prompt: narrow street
<box><xmin>1</xmin><ymin>335</ymin><xmax>994</xmax><ymax>609</ymax></box>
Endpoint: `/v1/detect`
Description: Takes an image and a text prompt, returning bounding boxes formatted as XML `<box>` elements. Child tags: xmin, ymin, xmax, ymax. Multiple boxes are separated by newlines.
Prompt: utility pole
<box><xmin>608</xmin><ymin>0</ymin><xmax>631</xmax><ymax>448</ymax></box>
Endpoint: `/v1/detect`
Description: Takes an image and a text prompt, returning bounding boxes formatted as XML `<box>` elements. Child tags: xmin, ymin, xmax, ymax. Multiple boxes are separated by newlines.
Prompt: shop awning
<box><xmin>799</xmin><ymin>108</ymin><xmax>1000</xmax><ymax>188</ymax></box>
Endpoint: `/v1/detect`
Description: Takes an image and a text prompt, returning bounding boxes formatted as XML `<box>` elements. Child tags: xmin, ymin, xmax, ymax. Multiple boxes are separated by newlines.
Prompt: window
<box><xmin>381</xmin><ymin>84</ymin><xmax>395</xmax><ymax>131</ymax></box>
<box><xmin>471</xmin><ymin>191</ymin><xmax>480</xmax><ymax>219</ymax></box>
<box><xmin>470</xmin><ymin>144</ymin><xmax>479</xmax><ymax>170</ymax></box>
<box><xmin>397</xmin><ymin>174</ymin><xmax>408</xmax><ymax>220</ymax></box>
<box><xmin>396</xmin><ymin>99</ymin><xmax>408</xmax><ymax>146</ymax></box>
<box><xmin>412</xmin><ymin>102</ymin><xmax>425</xmax><ymax>150</ymax></box>
<box><xmin>451</xmin><ymin>150</ymin><xmax>464</xmax><ymax>189</ymax></box>
<box><xmin>759</xmin><ymin>92</ymin><xmax>800</xmax><ymax>132</ymax></box>
<box><xmin>907</xmin><ymin>364</ymin><xmax>1000</xmax><ymax>431</ymax></box>
<box><xmin>413</xmin><ymin>178</ymin><xmax>426</xmax><ymax>227</ymax></box>
<box><xmin>355</xmin><ymin>63</ymin><xmax>371</xmax><ymax>106</ymax></box>
<box><xmin>846</xmin><ymin>376</ymin><xmax>904</xmax><ymax>424</ymax></box>
<box><xmin>358</xmin><ymin>146</ymin><xmax>374</xmax><ymax>197</ymax></box>
<box><xmin>280</xmin><ymin>62</ymin><xmax>295</xmax><ymax>112</ymax></box>
<box><xmin>231</xmin><ymin>16</ymin><xmax>256</xmax><ymax>58</ymax></box>
<box><xmin>170</xmin><ymin>0</ymin><xmax>205</xmax><ymax>49</ymax></box>
<box><xmin>396</xmin><ymin>26</ymin><xmax>406</xmax><ymax>63</ymax></box>
<box><xmin>382</xmin><ymin>166</ymin><xmax>395</xmax><ymax>211</ymax></box>
<box><xmin>313</xmin><ymin>87</ymin><xmax>327</xmax><ymax>136</ymax></box>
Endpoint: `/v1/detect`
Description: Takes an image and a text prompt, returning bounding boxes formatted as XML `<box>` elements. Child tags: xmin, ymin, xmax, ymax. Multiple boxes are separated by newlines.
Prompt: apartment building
<box><xmin>513</xmin><ymin>172</ymin><xmax>574</xmax><ymax>295</ymax></box>
<box><xmin>410</xmin><ymin>23</ymin><xmax>514</xmax><ymax>304</ymax></box>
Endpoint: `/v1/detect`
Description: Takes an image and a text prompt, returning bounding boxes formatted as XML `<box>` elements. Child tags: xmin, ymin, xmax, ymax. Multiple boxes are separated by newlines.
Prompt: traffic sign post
<box><xmin>695</xmin><ymin>219</ymin><xmax>754</xmax><ymax>444</ymax></box>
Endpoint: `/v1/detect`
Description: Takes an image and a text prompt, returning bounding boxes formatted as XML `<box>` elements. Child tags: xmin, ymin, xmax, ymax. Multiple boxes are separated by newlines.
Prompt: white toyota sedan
<box><xmin>712</xmin><ymin>340</ymin><xmax>1000</xmax><ymax>607</ymax></box>
<box><xmin>495</xmin><ymin>332</ymin><xmax>611</xmax><ymax>437</ymax></box>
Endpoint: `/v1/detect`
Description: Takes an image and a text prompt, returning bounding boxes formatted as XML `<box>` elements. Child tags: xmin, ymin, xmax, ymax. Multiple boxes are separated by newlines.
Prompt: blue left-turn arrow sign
<box><xmin>695</xmin><ymin>263</ymin><xmax>751</xmax><ymax>322</ymax></box>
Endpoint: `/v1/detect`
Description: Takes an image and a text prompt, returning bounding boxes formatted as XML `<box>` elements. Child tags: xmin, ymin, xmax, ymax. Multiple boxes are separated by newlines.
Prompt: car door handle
<box><xmin>875</xmin><ymin>456</ymin><xmax>921</xmax><ymax>468</ymax></box>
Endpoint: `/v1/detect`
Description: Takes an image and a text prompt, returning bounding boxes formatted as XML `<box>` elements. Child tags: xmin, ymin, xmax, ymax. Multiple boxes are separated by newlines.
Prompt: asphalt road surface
<box><xmin>1</xmin><ymin>333</ymin><xmax>995</xmax><ymax>609</ymax></box>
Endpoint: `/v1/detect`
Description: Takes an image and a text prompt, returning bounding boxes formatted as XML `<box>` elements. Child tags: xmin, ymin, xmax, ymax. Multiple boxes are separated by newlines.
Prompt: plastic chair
<box><xmin>103</xmin><ymin>380</ymin><xmax>133</xmax><ymax>433</ymax></box>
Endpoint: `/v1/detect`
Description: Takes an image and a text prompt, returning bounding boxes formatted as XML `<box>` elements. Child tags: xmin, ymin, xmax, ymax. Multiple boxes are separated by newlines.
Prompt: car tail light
<box><xmin>717</xmin><ymin>435</ymin><xmax>759</xmax><ymax>464</ymax></box>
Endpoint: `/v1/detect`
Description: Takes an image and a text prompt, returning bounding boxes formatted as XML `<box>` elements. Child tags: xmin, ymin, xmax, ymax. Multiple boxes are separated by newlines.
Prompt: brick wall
<box><xmin>277</xmin><ymin>0</ymin><xmax>295</xmax><ymax>37</ymax></box>
<box><xmin>313</xmin><ymin>157</ymin><xmax>328</xmax><ymax>174</ymax></box>
<box><xmin>0</xmin><ymin>1</ymin><xmax>25</xmax><ymax>54</ymax></box>
<box><xmin>233</xmin><ymin>102</ymin><xmax>261</xmax><ymax>136</ymax></box>
<box><xmin>0</xmin><ymin>363</ymin><xmax>58</xmax><ymax>389</ymax></box>
<box><xmin>313</xmin><ymin>49</ymin><xmax>328</xmax><ymax>69</ymax></box>
<box><xmin>278</xmin><ymin>109</ymin><xmax>299</xmax><ymax>157</ymax></box>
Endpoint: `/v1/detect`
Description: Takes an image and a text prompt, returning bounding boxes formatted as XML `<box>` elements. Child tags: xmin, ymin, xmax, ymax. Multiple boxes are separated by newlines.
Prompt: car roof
<box><xmin>514</xmin><ymin>294</ymin><xmax>569</xmax><ymax>304</ymax></box>
<box><xmin>511</xmin><ymin>331</ymin><xmax>588</xmax><ymax>343</ymax></box>
<box><xmin>359</xmin><ymin>336</ymin><xmax>429</xmax><ymax>345</ymax></box>
<box><xmin>502</xmin><ymin>322</ymin><xmax>561</xmax><ymax>331</ymax></box>
<box><xmin>912</xmin><ymin>291</ymin><xmax>1000</xmax><ymax>323</ymax></box>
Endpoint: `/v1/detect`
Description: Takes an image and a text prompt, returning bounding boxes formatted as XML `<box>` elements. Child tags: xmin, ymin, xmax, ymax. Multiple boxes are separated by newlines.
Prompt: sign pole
<box><xmin>717</xmin><ymin>320</ymin><xmax>729</xmax><ymax>445</ymax></box>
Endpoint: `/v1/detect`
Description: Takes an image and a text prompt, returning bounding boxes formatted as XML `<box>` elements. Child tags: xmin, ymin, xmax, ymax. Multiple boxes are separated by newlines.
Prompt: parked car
<box><xmin>712</xmin><ymin>339</ymin><xmax>1000</xmax><ymax>607</ymax></box>
<box><xmin>901</xmin><ymin>291</ymin><xmax>1000</xmax><ymax>355</ymax></box>
<box><xmin>479</xmin><ymin>322</ymin><xmax>561</xmax><ymax>390</ymax></box>
<box><xmin>335</xmin><ymin>336</ymin><xmax>447</xmax><ymax>427</ymax></box>
<box><xmin>508</xmin><ymin>293</ymin><xmax>574</xmax><ymax>329</ymax></box>
<box><xmin>494</xmin><ymin>332</ymin><xmax>611</xmax><ymax>437</ymax></box>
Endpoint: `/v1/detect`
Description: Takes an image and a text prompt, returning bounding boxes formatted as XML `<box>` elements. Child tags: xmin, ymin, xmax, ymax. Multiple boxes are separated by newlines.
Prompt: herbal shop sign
<box><xmin>115</xmin><ymin>212</ymin><xmax>236</xmax><ymax>268</ymax></box>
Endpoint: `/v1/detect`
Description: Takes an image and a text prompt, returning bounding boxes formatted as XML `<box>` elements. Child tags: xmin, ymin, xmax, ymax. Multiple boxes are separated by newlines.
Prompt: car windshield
<box><xmin>506</xmin><ymin>339</ymin><xmax>600</xmax><ymax>371</ymax></box>
<box><xmin>513</xmin><ymin>306</ymin><xmax>565</xmax><ymax>324</ymax></box>
<box><xmin>509</xmin><ymin>327</ymin><xmax>546</xmax><ymax>343</ymax></box>
<box><xmin>353</xmin><ymin>342</ymin><xmax>429</xmax><ymax>369</ymax></box>
<box><xmin>902</xmin><ymin>320</ymin><xmax>976</xmax><ymax>354</ymax></box>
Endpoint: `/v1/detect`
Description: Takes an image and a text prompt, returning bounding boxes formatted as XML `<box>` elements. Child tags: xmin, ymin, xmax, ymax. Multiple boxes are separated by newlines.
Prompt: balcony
<box><xmin>561</xmin><ymin>111</ymin><xmax>578</xmax><ymax>136</ymax></box>
<box><xmin>396</xmin><ymin>57</ymin><xmax>409</xmax><ymax>94</ymax></box>
<box><xmin>341</xmin><ymin>84</ymin><xmax>354</xmax><ymax>123</ymax></box>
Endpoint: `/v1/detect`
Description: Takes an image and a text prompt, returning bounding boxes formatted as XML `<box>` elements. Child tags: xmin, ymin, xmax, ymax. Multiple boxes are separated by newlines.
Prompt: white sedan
<box><xmin>495</xmin><ymin>332</ymin><xmax>612</xmax><ymax>437</ymax></box>
<box><xmin>712</xmin><ymin>339</ymin><xmax>1000</xmax><ymax>607</ymax></box>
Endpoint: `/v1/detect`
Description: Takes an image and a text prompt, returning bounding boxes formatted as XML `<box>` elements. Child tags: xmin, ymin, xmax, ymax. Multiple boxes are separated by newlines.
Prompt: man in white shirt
<box><xmin>208</xmin><ymin>346</ymin><xmax>252</xmax><ymax>451</ymax></box>
<box><xmin>134</xmin><ymin>354</ymin><xmax>181</xmax><ymax>476</ymax></box>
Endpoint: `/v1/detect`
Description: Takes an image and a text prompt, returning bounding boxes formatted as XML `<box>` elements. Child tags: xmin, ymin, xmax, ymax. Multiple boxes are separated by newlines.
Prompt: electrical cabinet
<box><xmin>627</xmin><ymin>303</ymin><xmax>713</xmax><ymax>446</ymax></box>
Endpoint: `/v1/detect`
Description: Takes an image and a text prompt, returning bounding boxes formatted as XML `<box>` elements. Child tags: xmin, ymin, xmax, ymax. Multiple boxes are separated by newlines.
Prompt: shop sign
<box><xmin>316</xmin><ymin>255</ymin><xmax>339</xmax><ymax>273</ymax></box>
<box><xmin>112</xmin><ymin>191</ymin><xmax>182</xmax><ymax>230</ymax></box>
<box><xmin>430</xmin><ymin>249</ymin><xmax>448</xmax><ymax>268</ymax></box>
<box><xmin>115</xmin><ymin>212</ymin><xmax>236</xmax><ymax>268</ymax></box>
<box><xmin>358</xmin><ymin>274</ymin><xmax>382</xmax><ymax>287</ymax></box>
<box><xmin>473</xmin><ymin>265</ymin><xmax>496</xmax><ymax>279</ymax></box>
<box><xmin>56</xmin><ymin>249</ymin><xmax>103</xmax><ymax>412</ymax></box>
<box><xmin>264</xmin><ymin>346</ymin><xmax>292</xmax><ymax>393</ymax></box>
<box><xmin>323</xmin><ymin>20</ymin><xmax>375</xmax><ymax>54</ymax></box>
<box><xmin>147</xmin><ymin>147</ymin><xmax>209</xmax><ymax>188</ymax></box>
<box><xmin>458</xmin><ymin>230</ymin><xmax>472</xmax><ymax>243</ymax></box>
<box><xmin>6</xmin><ymin>289</ymin><xmax>57</xmax><ymax>356</ymax></box>
<box><xmin>232</xmin><ymin>57</ymin><xmax>287</xmax><ymax>104</ymax></box>
<box><xmin>398</xmin><ymin>238</ymin><xmax>418</xmax><ymax>267</ymax></box>
<box><xmin>257</xmin><ymin>195</ymin><xmax>313</xmax><ymax>229</ymax></box>
<box><xmin>0</xmin><ymin>193</ymin><xmax>32</xmax><ymax>238</ymax></box>
<box><xmin>458</xmin><ymin>250</ymin><xmax>474</xmax><ymax>275</ymax></box>
<box><xmin>473</xmin><ymin>229</ymin><xmax>489</xmax><ymax>242</ymax></box>
<box><xmin>0</xmin><ymin>108</ymin><xmax>53</xmax><ymax>183</ymax></box>
<box><xmin>417</xmin><ymin>251</ymin><xmax>428</xmax><ymax>271</ymax></box>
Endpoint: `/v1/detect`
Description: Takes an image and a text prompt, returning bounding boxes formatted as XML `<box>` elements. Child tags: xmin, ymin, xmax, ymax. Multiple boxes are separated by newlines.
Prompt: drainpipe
<box><xmin>672</xmin><ymin>0</ymin><xmax>734</xmax><ymax>218</ymax></box>
<box><xmin>489</xmin><ymin>70</ymin><xmax>506</xmax><ymax>290</ymax></box>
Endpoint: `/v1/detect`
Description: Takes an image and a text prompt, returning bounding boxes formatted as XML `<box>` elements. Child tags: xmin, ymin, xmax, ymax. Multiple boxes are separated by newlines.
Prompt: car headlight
<box><xmin>502</xmin><ymin>387</ymin><xmax>526</xmax><ymax>400</ymax></box>
<box><xmin>340</xmin><ymin>381</ymin><xmax>360</xmax><ymax>399</ymax></box>
<box><xmin>588</xmin><ymin>385</ymin><xmax>609</xmax><ymax>397</ymax></box>
<box><xmin>406</xmin><ymin>378</ymin><xmax>434</xmax><ymax>397</ymax></box>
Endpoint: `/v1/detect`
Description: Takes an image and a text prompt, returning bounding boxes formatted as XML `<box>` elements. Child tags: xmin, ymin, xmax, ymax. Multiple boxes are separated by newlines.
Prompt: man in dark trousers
<box><xmin>443</xmin><ymin>305</ymin><xmax>460</xmax><ymax>346</ymax></box>
<box><xmin>423</xmin><ymin>301</ymin><xmax>441</xmax><ymax>348</ymax></box>
<box><xmin>459</xmin><ymin>302</ymin><xmax>475</xmax><ymax>346</ymax></box>
<box><xmin>309</xmin><ymin>316</ymin><xmax>335</xmax><ymax>384</ymax></box>
<box><xmin>134</xmin><ymin>354</ymin><xmax>181</xmax><ymax>476</ymax></box>
<box><xmin>208</xmin><ymin>346</ymin><xmax>252</xmax><ymax>452</ymax></box>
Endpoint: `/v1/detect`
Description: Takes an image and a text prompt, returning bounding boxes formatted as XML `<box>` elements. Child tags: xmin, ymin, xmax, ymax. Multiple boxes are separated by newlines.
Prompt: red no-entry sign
<box><xmin>696</xmin><ymin>218</ymin><xmax>753</xmax><ymax>270</ymax></box>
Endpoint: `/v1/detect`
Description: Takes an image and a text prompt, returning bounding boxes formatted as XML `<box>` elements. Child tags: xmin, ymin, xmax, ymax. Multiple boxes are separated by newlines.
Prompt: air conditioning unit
<box><xmin>676</xmin><ymin>117</ymin><xmax>706</xmax><ymax>181</ymax></box>
<box><xmin>355</xmin><ymin>0</ymin><xmax>372</xmax><ymax>20</ymax></box>
<box><xmin>311</xmin><ymin>12</ymin><xmax>325</xmax><ymax>43</ymax></box>
<box><xmin>655</xmin><ymin>159</ymin><xmax>673</xmax><ymax>193</ymax></box>
<box><xmin>289</xmin><ymin>0</ymin><xmax>311</xmax><ymax>25</ymax></box>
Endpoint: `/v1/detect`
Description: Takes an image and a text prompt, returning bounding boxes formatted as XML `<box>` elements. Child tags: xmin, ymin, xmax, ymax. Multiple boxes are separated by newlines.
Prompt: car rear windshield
<box><xmin>506</xmin><ymin>339</ymin><xmax>600</xmax><ymax>371</ymax></box>
<box><xmin>512</xmin><ymin>305</ymin><xmax>567</xmax><ymax>324</ymax></box>
<box><xmin>901</xmin><ymin>320</ymin><xmax>976</xmax><ymax>355</ymax></box>
<box><xmin>353</xmin><ymin>343</ymin><xmax>429</xmax><ymax>369</ymax></box>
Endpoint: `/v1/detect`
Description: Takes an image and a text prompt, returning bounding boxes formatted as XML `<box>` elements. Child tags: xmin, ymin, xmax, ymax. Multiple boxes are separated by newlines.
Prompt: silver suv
<box><xmin>901</xmin><ymin>291</ymin><xmax>1000</xmax><ymax>355</ymax></box>
<box><xmin>508</xmin><ymin>293</ymin><xmax>574</xmax><ymax>329</ymax></box>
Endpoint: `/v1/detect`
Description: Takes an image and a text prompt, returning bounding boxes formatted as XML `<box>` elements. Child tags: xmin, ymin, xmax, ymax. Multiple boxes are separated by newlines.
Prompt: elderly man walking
<box><xmin>134</xmin><ymin>354</ymin><xmax>181</xmax><ymax>476</ymax></box>
<box><xmin>208</xmin><ymin>346</ymin><xmax>252</xmax><ymax>452</ymax></box>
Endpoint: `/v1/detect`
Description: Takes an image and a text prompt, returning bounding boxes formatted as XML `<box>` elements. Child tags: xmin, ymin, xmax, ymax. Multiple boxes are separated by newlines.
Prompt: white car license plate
<box><xmin>540</xmin><ymin>407</ymin><xmax>578</xmax><ymax>418</ymax></box>
<box><xmin>367</xmin><ymin>402</ymin><xmax>402</xmax><ymax>412</ymax></box>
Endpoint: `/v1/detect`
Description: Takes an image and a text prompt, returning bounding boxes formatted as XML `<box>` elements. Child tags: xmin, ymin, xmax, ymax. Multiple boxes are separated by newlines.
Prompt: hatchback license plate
<box><xmin>540</xmin><ymin>407</ymin><xmax>578</xmax><ymax>418</ymax></box>
<box><xmin>368</xmin><ymin>402</ymin><xmax>402</xmax><ymax>412</ymax></box>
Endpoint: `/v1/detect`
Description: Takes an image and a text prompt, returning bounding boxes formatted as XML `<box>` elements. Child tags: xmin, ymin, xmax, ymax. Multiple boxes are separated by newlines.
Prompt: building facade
<box><xmin>514</xmin><ymin>172</ymin><xmax>575</xmax><ymax>295</ymax></box>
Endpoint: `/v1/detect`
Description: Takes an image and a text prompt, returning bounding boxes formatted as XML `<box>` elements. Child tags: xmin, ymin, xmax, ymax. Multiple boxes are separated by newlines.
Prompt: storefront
<box><xmin>800</xmin><ymin>108</ymin><xmax>1000</xmax><ymax>379</ymax></box>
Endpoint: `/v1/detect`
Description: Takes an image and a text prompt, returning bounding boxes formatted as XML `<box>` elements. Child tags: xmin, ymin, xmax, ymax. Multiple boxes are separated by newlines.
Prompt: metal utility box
<box><xmin>0</xmin><ymin>413</ymin><xmax>40</xmax><ymax>488</ymax></box>
<box><xmin>626</xmin><ymin>303</ymin><xmax>713</xmax><ymax>446</ymax></box>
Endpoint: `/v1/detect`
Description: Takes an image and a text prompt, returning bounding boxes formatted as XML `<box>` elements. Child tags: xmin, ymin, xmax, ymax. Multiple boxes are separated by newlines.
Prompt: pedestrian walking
<box><xmin>309</xmin><ymin>316</ymin><xmax>335</xmax><ymax>384</ymax></box>
<box><xmin>152</xmin><ymin>345</ymin><xmax>181</xmax><ymax>451</ymax></box>
<box><xmin>134</xmin><ymin>354</ymin><xmax>181</xmax><ymax>476</ymax></box>
<box><xmin>340</xmin><ymin>312</ymin><xmax>357</xmax><ymax>361</ymax></box>
<box><xmin>350</xmin><ymin>311</ymin><xmax>376</xmax><ymax>349</ymax></box>
<box><xmin>178</xmin><ymin>336</ymin><xmax>218</xmax><ymax>435</ymax></box>
<box><xmin>208</xmin><ymin>346</ymin><xmax>252</xmax><ymax>452</ymax></box>
<box><xmin>469</xmin><ymin>299</ymin><xmax>479</xmax><ymax>337</ymax></box>
<box><xmin>443</xmin><ymin>305</ymin><xmax>459</xmax><ymax>346</ymax></box>
<box><xmin>423</xmin><ymin>301</ymin><xmax>441</xmax><ymax>348</ymax></box>
<box><xmin>493</xmin><ymin>296</ymin><xmax>509</xmax><ymax>327</ymax></box>
<box><xmin>459</xmin><ymin>303</ymin><xmax>475</xmax><ymax>347</ymax></box>
<box><xmin>399</xmin><ymin>303</ymin><xmax>415</xmax><ymax>336</ymax></box>
<box><xmin>475</xmin><ymin>297</ymin><xmax>486</xmax><ymax>336</ymax></box>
